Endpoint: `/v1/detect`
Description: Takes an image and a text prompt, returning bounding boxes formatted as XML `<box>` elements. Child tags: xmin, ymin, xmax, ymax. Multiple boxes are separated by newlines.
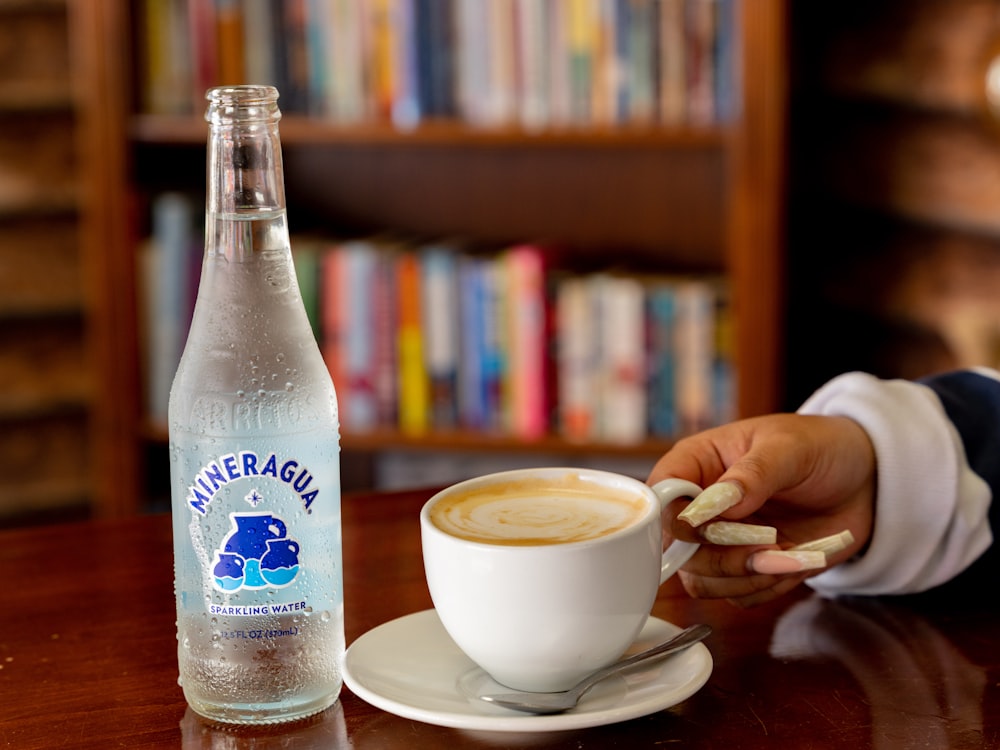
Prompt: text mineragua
<box><xmin>187</xmin><ymin>451</ymin><xmax>319</xmax><ymax>514</ymax></box>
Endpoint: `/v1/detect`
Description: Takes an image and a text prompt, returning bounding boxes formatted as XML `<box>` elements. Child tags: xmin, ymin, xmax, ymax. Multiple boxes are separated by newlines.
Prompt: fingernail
<box><xmin>677</xmin><ymin>482</ymin><xmax>743</xmax><ymax>527</ymax></box>
<box><xmin>749</xmin><ymin>550</ymin><xmax>827</xmax><ymax>576</ymax></box>
<box><xmin>790</xmin><ymin>530</ymin><xmax>855</xmax><ymax>555</ymax></box>
<box><xmin>702</xmin><ymin>521</ymin><xmax>777</xmax><ymax>546</ymax></box>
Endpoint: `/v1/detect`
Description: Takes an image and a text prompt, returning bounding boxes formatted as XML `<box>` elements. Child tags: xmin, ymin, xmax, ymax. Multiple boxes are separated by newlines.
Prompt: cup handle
<box><xmin>651</xmin><ymin>478</ymin><xmax>704</xmax><ymax>584</ymax></box>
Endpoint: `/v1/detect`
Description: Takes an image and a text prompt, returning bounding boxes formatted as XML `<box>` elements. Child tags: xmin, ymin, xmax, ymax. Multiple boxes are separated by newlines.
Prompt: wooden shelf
<box><xmin>131</xmin><ymin>114</ymin><xmax>728</xmax><ymax>150</ymax></box>
<box><xmin>141</xmin><ymin>420</ymin><xmax>675</xmax><ymax>459</ymax></box>
<box><xmin>0</xmin><ymin>81</ymin><xmax>73</xmax><ymax>113</ymax></box>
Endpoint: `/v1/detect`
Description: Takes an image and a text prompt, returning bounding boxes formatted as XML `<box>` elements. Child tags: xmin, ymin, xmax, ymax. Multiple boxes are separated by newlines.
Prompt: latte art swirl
<box><xmin>429</xmin><ymin>478</ymin><xmax>649</xmax><ymax>546</ymax></box>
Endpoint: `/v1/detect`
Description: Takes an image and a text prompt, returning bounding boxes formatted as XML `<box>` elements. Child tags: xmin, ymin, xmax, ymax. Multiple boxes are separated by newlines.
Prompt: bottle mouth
<box><xmin>205</xmin><ymin>85</ymin><xmax>281</xmax><ymax>125</ymax></box>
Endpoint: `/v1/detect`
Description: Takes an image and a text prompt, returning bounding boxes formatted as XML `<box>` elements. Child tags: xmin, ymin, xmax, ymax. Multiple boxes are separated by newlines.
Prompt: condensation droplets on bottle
<box><xmin>168</xmin><ymin>85</ymin><xmax>343</xmax><ymax>725</ymax></box>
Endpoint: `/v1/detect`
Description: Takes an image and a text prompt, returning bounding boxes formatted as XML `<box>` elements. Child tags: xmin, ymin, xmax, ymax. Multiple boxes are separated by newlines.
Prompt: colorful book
<box><xmin>241</xmin><ymin>0</ymin><xmax>279</xmax><ymax>89</ymax></box>
<box><xmin>320</xmin><ymin>246</ymin><xmax>349</xmax><ymax>425</ymax></box>
<box><xmin>514</xmin><ymin>0</ymin><xmax>550</xmax><ymax>129</ymax></box>
<box><xmin>187</xmin><ymin>0</ymin><xmax>218</xmax><ymax>110</ymax></box>
<box><xmin>327</xmin><ymin>0</ymin><xmax>369</xmax><ymax>123</ymax></box>
<box><xmin>141</xmin><ymin>0</ymin><xmax>192</xmax><ymax>115</ymax></box>
<box><xmin>304</xmin><ymin>0</ymin><xmax>333</xmax><ymax>117</ymax></box>
<box><xmin>145</xmin><ymin>193</ymin><xmax>197</xmax><ymax>422</ymax></box>
<box><xmin>713</xmin><ymin>0</ymin><xmax>736</xmax><ymax>123</ymax></box>
<box><xmin>367</xmin><ymin>0</ymin><xmax>398</xmax><ymax>122</ymax></box>
<box><xmin>596</xmin><ymin>274</ymin><xmax>647</xmax><ymax>443</ymax></box>
<box><xmin>421</xmin><ymin>243</ymin><xmax>460</xmax><ymax>430</ymax></box>
<box><xmin>279</xmin><ymin>0</ymin><xmax>312</xmax><ymax>113</ymax></box>
<box><xmin>625</xmin><ymin>0</ymin><xmax>656</xmax><ymax>124</ymax></box>
<box><xmin>214</xmin><ymin>0</ymin><xmax>245</xmax><ymax>85</ymax></box>
<box><xmin>711</xmin><ymin>279</ymin><xmax>736</xmax><ymax>425</ymax></box>
<box><xmin>457</xmin><ymin>254</ymin><xmax>487</xmax><ymax>430</ymax></box>
<box><xmin>685</xmin><ymin>0</ymin><xmax>717</xmax><ymax>125</ymax></box>
<box><xmin>396</xmin><ymin>250</ymin><xmax>428</xmax><ymax>434</ymax></box>
<box><xmin>454</xmin><ymin>0</ymin><xmax>493</xmax><ymax>124</ymax></box>
<box><xmin>646</xmin><ymin>279</ymin><xmax>679</xmax><ymax>437</ymax></box>
<box><xmin>658</xmin><ymin>0</ymin><xmax>687</xmax><ymax>125</ymax></box>
<box><xmin>502</xmin><ymin>244</ymin><xmax>549</xmax><ymax>440</ymax></box>
<box><xmin>479</xmin><ymin>255</ymin><xmax>506</xmax><ymax>431</ymax></box>
<box><xmin>416</xmin><ymin>0</ymin><xmax>457</xmax><ymax>119</ymax></box>
<box><xmin>566</xmin><ymin>0</ymin><xmax>596</xmax><ymax>123</ymax></box>
<box><xmin>291</xmin><ymin>236</ymin><xmax>323</xmax><ymax>339</ymax></box>
<box><xmin>675</xmin><ymin>279</ymin><xmax>715</xmax><ymax>434</ymax></box>
<box><xmin>556</xmin><ymin>275</ymin><xmax>597</xmax><ymax>441</ymax></box>
<box><xmin>321</xmin><ymin>240</ymin><xmax>382</xmax><ymax>432</ymax></box>
<box><xmin>371</xmin><ymin>245</ymin><xmax>399</xmax><ymax>427</ymax></box>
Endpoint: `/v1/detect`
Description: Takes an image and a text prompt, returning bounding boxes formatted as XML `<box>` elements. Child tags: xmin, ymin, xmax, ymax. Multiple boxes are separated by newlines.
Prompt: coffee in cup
<box><xmin>420</xmin><ymin>467</ymin><xmax>702</xmax><ymax>692</ymax></box>
<box><xmin>426</xmin><ymin>472</ymin><xmax>649</xmax><ymax>546</ymax></box>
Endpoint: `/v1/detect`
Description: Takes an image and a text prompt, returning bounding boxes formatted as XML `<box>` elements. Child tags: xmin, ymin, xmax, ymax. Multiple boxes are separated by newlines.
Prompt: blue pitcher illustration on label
<box><xmin>212</xmin><ymin>511</ymin><xmax>300</xmax><ymax>592</ymax></box>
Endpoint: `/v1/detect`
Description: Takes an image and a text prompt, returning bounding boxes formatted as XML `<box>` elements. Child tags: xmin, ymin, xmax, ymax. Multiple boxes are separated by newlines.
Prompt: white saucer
<box><xmin>343</xmin><ymin>609</ymin><xmax>713</xmax><ymax>732</ymax></box>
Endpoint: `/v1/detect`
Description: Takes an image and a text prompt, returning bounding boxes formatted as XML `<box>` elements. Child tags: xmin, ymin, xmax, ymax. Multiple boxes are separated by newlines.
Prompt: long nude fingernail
<box><xmin>790</xmin><ymin>530</ymin><xmax>855</xmax><ymax>555</ymax></box>
<box><xmin>677</xmin><ymin>482</ymin><xmax>743</xmax><ymax>527</ymax></box>
<box><xmin>702</xmin><ymin>521</ymin><xmax>777</xmax><ymax>546</ymax></box>
<box><xmin>749</xmin><ymin>550</ymin><xmax>827</xmax><ymax>576</ymax></box>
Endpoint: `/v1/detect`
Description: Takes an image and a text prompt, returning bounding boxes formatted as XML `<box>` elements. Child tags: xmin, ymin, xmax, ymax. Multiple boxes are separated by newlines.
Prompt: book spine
<box><xmin>214</xmin><ymin>0</ymin><xmax>245</xmax><ymax>84</ymax></box>
<box><xmin>344</xmin><ymin>241</ymin><xmax>379</xmax><ymax>430</ymax></box>
<box><xmin>320</xmin><ymin>246</ymin><xmax>349</xmax><ymax>426</ymax></box>
<box><xmin>329</xmin><ymin>0</ymin><xmax>369</xmax><ymax>122</ymax></box>
<box><xmin>368</xmin><ymin>0</ymin><xmax>398</xmax><ymax>122</ymax></box>
<box><xmin>141</xmin><ymin>0</ymin><xmax>193</xmax><ymax>115</ymax></box>
<box><xmin>658</xmin><ymin>0</ymin><xmax>687</xmax><ymax>125</ymax></box>
<box><xmin>396</xmin><ymin>251</ymin><xmax>428</xmax><ymax>434</ymax></box>
<box><xmin>291</xmin><ymin>237</ymin><xmax>322</xmax><ymax>340</ymax></box>
<box><xmin>599</xmin><ymin>274</ymin><xmax>647</xmax><ymax>443</ymax></box>
<box><xmin>480</xmin><ymin>256</ymin><xmax>506</xmax><ymax>431</ymax></box>
<box><xmin>713</xmin><ymin>0</ymin><xmax>736</xmax><ymax>123</ymax></box>
<box><xmin>623</xmin><ymin>0</ymin><xmax>655</xmax><ymax>124</ymax></box>
<box><xmin>145</xmin><ymin>193</ymin><xmax>196</xmax><ymax>422</ymax></box>
<box><xmin>646</xmin><ymin>280</ymin><xmax>678</xmax><ymax>437</ymax></box>
<box><xmin>392</xmin><ymin>0</ymin><xmax>422</xmax><ymax>127</ymax></box>
<box><xmin>685</xmin><ymin>0</ymin><xmax>717</xmax><ymax>125</ymax></box>
<box><xmin>514</xmin><ymin>0</ymin><xmax>550</xmax><ymax>129</ymax></box>
<box><xmin>304</xmin><ymin>0</ymin><xmax>333</xmax><ymax>117</ymax></box>
<box><xmin>503</xmin><ymin>245</ymin><xmax>548</xmax><ymax>440</ymax></box>
<box><xmin>457</xmin><ymin>255</ymin><xmax>487</xmax><ymax>430</ymax></box>
<box><xmin>421</xmin><ymin>245</ymin><xmax>460</xmax><ymax>430</ymax></box>
<box><xmin>675</xmin><ymin>279</ymin><xmax>715</xmax><ymax>434</ymax></box>
<box><xmin>187</xmin><ymin>0</ymin><xmax>218</xmax><ymax>109</ymax></box>
<box><xmin>556</xmin><ymin>276</ymin><xmax>596</xmax><ymax>441</ymax></box>
<box><xmin>242</xmin><ymin>0</ymin><xmax>279</xmax><ymax>88</ymax></box>
<box><xmin>372</xmin><ymin>246</ymin><xmax>399</xmax><ymax>427</ymax></box>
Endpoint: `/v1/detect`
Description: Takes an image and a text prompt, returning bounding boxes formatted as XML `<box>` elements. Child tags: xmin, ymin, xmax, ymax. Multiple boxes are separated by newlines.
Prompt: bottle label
<box><xmin>179</xmin><ymin>447</ymin><xmax>341</xmax><ymax>617</ymax></box>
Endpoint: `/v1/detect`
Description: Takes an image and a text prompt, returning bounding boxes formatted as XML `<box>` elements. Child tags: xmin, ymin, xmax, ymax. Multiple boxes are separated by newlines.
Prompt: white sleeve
<box><xmin>797</xmin><ymin>371</ymin><xmax>993</xmax><ymax>596</ymax></box>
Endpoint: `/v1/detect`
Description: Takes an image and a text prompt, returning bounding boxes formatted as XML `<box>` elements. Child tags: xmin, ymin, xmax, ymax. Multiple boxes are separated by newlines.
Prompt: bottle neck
<box><xmin>205</xmin><ymin>86</ymin><xmax>286</xmax><ymax>217</ymax></box>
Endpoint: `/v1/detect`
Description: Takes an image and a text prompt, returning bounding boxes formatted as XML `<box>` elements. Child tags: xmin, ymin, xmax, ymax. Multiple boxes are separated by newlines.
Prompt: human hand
<box><xmin>648</xmin><ymin>414</ymin><xmax>876</xmax><ymax>607</ymax></box>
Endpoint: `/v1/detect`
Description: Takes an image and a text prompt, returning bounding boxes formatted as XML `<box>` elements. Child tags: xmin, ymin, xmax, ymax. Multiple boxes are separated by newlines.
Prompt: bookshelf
<box><xmin>0</xmin><ymin>0</ymin><xmax>95</xmax><ymax>524</ymax></box>
<box><xmin>79</xmin><ymin>0</ymin><xmax>787</xmax><ymax>516</ymax></box>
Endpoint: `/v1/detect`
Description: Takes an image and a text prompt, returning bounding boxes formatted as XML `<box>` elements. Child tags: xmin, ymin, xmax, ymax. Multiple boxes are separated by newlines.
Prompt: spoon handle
<box><xmin>571</xmin><ymin>623</ymin><xmax>712</xmax><ymax>696</ymax></box>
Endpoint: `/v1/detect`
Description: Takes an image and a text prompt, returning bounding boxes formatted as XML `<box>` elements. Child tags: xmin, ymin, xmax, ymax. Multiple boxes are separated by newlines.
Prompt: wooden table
<box><xmin>1</xmin><ymin>487</ymin><xmax>996</xmax><ymax>749</ymax></box>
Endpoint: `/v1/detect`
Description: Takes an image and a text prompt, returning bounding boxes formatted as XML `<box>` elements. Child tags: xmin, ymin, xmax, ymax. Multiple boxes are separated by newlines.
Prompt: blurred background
<box><xmin>2</xmin><ymin>0</ymin><xmax>998</xmax><ymax>527</ymax></box>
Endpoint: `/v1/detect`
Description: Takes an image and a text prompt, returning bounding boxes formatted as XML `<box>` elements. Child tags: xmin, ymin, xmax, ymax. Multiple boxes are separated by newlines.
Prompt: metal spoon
<box><xmin>479</xmin><ymin>623</ymin><xmax>712</xmax><ymax>715</ymax></box>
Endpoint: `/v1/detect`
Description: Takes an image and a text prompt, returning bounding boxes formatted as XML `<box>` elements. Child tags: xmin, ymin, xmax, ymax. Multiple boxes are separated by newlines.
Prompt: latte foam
<box><xmin>429</xmin><ymin>475</ymin><xmax>650</xmax><ymax>546</ymax></box>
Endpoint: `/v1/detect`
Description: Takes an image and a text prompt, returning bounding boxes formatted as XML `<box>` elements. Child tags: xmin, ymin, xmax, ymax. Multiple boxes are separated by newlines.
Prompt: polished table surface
<box><xmin>1</xmin><ymin>487</ymin><xmax>997</xmax><ymax>749</ymax></box>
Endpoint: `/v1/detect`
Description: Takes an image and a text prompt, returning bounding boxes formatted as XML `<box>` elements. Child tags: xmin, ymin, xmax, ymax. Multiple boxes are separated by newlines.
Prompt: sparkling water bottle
<box><xmin>168</xmin><ymin>85</ymin><xmax>343</xmax><ymax>724</ymax></box>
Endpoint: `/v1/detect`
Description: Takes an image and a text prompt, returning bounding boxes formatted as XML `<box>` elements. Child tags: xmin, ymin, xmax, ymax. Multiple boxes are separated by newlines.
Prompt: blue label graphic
<box><xmin>212</xmin><ymin>509</ymin><xmax>301</xmax><ymax>592</ymax></box>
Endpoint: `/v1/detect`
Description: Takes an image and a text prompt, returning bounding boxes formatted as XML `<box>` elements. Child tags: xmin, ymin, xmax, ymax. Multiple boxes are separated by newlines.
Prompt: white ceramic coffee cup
<box><xmin>420</xmin><ymin>467</ymin><xmax>702</xmax><ymax>692</ymax></box>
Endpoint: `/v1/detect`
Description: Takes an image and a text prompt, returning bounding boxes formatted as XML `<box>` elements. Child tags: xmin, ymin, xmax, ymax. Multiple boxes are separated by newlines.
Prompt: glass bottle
<box><xmin>168</xmin><ymin>85</ymin><xmax>343</xmax><ymax>724</ymax></box>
